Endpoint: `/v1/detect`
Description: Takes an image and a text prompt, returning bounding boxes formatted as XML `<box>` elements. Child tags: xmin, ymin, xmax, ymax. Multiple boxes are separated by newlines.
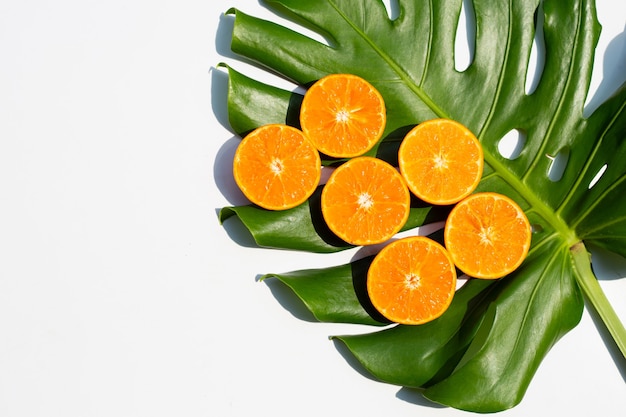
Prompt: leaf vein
<box><xmin>572</xmin><ymin>172</ymin><xmax>626</xmax><ymax>233</ymax></box>
<box><xmin>501</xmin><ymin>244</ymin><xmax>566</xmax><ymax>379</ymax></box>
<box><xmin>557</xmin><ymin>97</ymin><xmax>626</xmax><ymax>216</ymax></box>
<box><xmin>326</xmin><ymin>0</ymin><xmax>448</xmax><ymax>118</ymax></box>
<box><xmin>521</xmin><ymin>0</ymin><xmax>585</xmax><ymax>183</ymax></box>
<box><xmin>477</xmin><ymin>0</ymin><xmax>514</xmax><ymax>139</ymax></box>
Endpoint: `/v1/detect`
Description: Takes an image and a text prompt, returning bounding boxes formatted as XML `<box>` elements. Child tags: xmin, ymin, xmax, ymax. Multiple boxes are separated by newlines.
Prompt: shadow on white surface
<box><xmin>214</xmin><ymin>12</ymin><xmax>238</xmax><ymax>62</ymax></box>
<box><xmin>213</xmin><ymin>136</ymin><xmax>250</xmax><ymax>206</ymax></box>
<box><xmin>214</xmin><ymin>9</ymin><xmax>289</xmax><ymax>81</ymax></box>
<box><xmin>584</xmin><ymin>21</ymin><xmax>626</xmax><ymax>116</ymax></box>
<box><xmin>261</xmin><ymin>277</ymin><xmax>318</xmax><ymax>322</ymax></box>
<box><xmin>210</xmin><ymin>67</ymin><xmax>231</xmax><ymax>132</ymax></box>
<box><xmin>218</xmin><ymin>208</ymin><xmax>258</xmax><ymax>248</ymax></box>
<box><xmin>331</xmin><ymin>340</ymin><xmax>448</xmax><ymax>409</ymax></box>
<box><xmin>331</xmin><ymin>338</ymin><xmax>386</xmax><ymax>383</ymax></box>
<box><xmin>396</xmin><ymin>387</ymin><xmax>447</xmax><ymax>409</ymax></box>
<box><xmin>585</xmin><ymin>245</ymin><xmax>626</xmax><ymax>382</ymax></box>
<box><xmin>591</xmin><ymin>245</ymin><xmax>626</xmax><ymax>281</ymax></box>
<box><xmin>583</xmin><ymin>299</ymin><xmax>626</xmax><ymax>382</ymax></box>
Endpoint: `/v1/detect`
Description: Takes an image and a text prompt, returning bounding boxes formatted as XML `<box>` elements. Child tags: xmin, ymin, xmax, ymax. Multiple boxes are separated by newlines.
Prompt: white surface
<box><xmin>0</xmin><ymin>1</ymin><xmax>624</xmax><ymax>416</ymax></box>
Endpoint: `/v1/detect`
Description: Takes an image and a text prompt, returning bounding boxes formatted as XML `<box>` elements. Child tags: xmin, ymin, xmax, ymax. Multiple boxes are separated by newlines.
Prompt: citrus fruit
<box><xmin>367</xmin><ymin>236</ymin><xmax>457</xmax><ymax>325</ymax></box>
<box><xmin>398</xmin><ymin>118</ymin><xmax>483</xmax><ymax>205</ymax></box>
<box><xmin>321</xmin><ymin>156</ymin><xmax>410</xmax><ymax>246</ymax></box>
<box><xmin>233</xmin><ymin>124</ymin><xmax>321</xmax><ymax>210</ymax></box>
<box><xmin>444</xmin><ymin>192</ymin><xmax>532</xmax><ymax>279</ymax></box>
<box><xmin>300</xmin><ymin>73</ymin><xmax>386</xmax><ymax>158</ymax></box>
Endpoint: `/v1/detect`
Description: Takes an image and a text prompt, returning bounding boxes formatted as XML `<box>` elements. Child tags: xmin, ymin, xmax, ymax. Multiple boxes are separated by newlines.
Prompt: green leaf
<box><xmin>217</xmin><ymin>0</ymin><xmax>626</xmax><ymax>411</ymax></box>
<box><xmin>219</xmin><ymin>188</ymin><xmax>347</xmax><ymax>253</ymax></box>
<box><xmin>422</xmin><ymin>238</ymin><xmax>584</xmax><ymax>412</ymax></box>
<box><xmin>261</xmin><ymin>256</ymin><xmax>388</xmax><ymax>325</ymax></box>
<box><xmin>219</xmin><ymin>61</ymin><xmax>416</xmax><ymax>165</ymax></box>
<box><xmin>219</xmin><ymin>187</ymin><xmax>450</xmax><ymax>253</ymax></box>
<box><xmin>259</xmin><ymin>229</ymin><xmax>449</xmax><ymax>326</ymax></box>
<box><xmin>218</xmin><ymin>63</ymin><xmax>302</xmax><ymax>136</ymax></box>
<box><xmin>332</xmin><ymin>278</ymin><xmax>496</xmax><ymax>388</ymax></box>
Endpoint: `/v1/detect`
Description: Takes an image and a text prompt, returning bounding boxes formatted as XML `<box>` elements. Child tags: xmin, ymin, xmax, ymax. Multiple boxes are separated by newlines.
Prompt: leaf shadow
<box><xmin>584</xmin><ymin>21</ymin><xmax>626</xmax><ymax>116</ymax></box>
<box><xmin>374</xmin><ymin>125</ymin><xmax>416</xmax><ymax>166</ymax></box>
<box><xmin>307</xmin><ymin>187</ymin><xmax>354</xmax><ymax>249</ymax></box>
<box><xmin>589</xmin><ymin>244</ymin><xmax>626</xmax><ymax>281</ymax></box>
<box><xmin>586</xmin><ymin>244</ymin><xmax>626</xmax><ymax>382</ymax></box>
<box><xmin>215</xmin><ymin>12</ymin><xmax>237</xmax><ymax>60</ymax></box>
<box><xmin>212</xmin><ymin>136</ymin><xmax>250</xmax><ymax>207</ymax></box>
<box><xmin>217</xmin><ymin>208</ymin><xmax>258</xmax><ymax>249</ymax></box>
<box><xmin>215</xmin><ymin>11</ymin><xmax>267</xmax><ymax>71</ymax></box>
<box><xmin>331</xmin><ymin>337</ymin><xmax>382</xmax><ymax>382</ymax></box>
<box><xmin>285</xmin><ymin>91</ymin><xmax>305</xmax><ymax>129</ymax></box>
<box><xmin>395</xmin><ymin>387</ymin><xmax>447</xmax><ymax>409</ymax></box>
<box><xmin>209</xmin><ymin>66</ymin><xmax>231</xmax><ymax>133</ymax></box>
<box><xmin>583</xmin><ymin>297</ymin><xmax>626</xmax><ymax>383</ymax></box>
<box><xmin>260</xmin><ymin>275</ymin><xmax>319</xmax><ymax>322</ymax></box>
<box><xmin>349</xmin><ymin>256</ymin><xmax>392</xmax><ymax>324</ymax></box>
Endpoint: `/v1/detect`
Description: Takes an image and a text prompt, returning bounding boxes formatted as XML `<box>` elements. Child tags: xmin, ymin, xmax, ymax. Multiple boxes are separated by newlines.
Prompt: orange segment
<box><xmin>444</xmin><ymin>192</ymin><xmax>531</xmax><ymax>279</ymax></box>
<box><xmin>367</xmin><ymin>236</ymin><xmax>457</xmax><ymax>325</ymax></box>
<box><xmin>300</xmin><ymin>74</ymin><xmax>386</xmax><ymax>158</ymax></box>
<box><xmin>233</xmin><ymin>124</ymin><xmax>321</xmax><ymax>210</ymax></box>
<box><xmin>398</xmin><ymin>118</ymin><xmax>483</xmax><ymax>205</ymax></box>
<box><xmin>321</xmin><ymin>156</ymin><xmax>410</xmax><ymax>246</ymax></box>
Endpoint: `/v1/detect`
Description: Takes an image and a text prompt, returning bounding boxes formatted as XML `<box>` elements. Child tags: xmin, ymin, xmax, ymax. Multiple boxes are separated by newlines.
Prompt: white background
<box><xmin>1</xmin><ymin>1</ymin><xmax>625</xmax><ymax>416</ymax></box>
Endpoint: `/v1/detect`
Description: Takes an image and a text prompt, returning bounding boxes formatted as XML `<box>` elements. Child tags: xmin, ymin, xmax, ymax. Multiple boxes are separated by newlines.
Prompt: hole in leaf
<box><xmin>588</xmin><ymin>164</ymin><xmax>608</xmax><ymax>189</ymax></box>
<box><xmin>589</xmin><ymin>244</ymin><xmax>626</xmax><ymax>280</ymax></box>
<box><xmin>531</xmin><ymin>224</ymin><xmax>544</xmax><ymax>233</ymax></box>
<box><xmin>381</xmin><ymin>0</ymin><xmax>400</xmax><ymax>20</ymax></box>
<box><xmin>525</xmin><ymin>3</ymin><xmax>546</xmax><ymax>94</ymax></box>
<box><xmin>498</xmin><ymin>129</ymin><xmax>526</xmax><ymax>160</ymax></box>
<box><xmin>454</xmin><ymin>0</ymin><xmax>476</xmax><ymax>71</ymax></box>
<box><xmin>583</xmin><ymin>11</ymin><xmax>626</xmax><ymax>116</ymax></box>
<box><xmin>253</xmin><ymin>6</ymin><xmax>332</xmax><ymax>48</ymax></box>
<box><xmin>547</xmin><ymin>149</ymin><xmax>569</xmax><ymax>182</ymax></box>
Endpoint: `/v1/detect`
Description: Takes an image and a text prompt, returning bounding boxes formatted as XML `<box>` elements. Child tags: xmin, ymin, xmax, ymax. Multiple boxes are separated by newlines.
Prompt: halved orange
<box><xmin>398</xmin><ymin>118</ymin><xmax>483</xmax><ymax>205</ymax></box>
<box><xmin>300</xmin><ymin>73</ymin><xmax>386</xmax><ymax>158</ymax></box>
<box><xmin>233</xmin><ymin>124</ymin><xmax>321</xmax><ymax>210</ymax></box>
<box><xmin>321</xmin><ymin>156</ymin><xmax>410</xmax><ymax>246</ymax></box>
<box><xmin>444</xmin><ymin>192</ymin><xmax>531</xmax><ymax>279</ymax></box>
<box><xmin>367</xmin><ymin>236</ymin><xmax>457</xmax><ymax>325</ymax></box>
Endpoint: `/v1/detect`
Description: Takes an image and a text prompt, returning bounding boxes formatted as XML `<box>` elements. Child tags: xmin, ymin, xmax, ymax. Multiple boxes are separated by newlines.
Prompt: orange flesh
<box><xmin>321</xmin><ymin>156</ymin><xmax>410</xmax><ymax>246</ymax></box>
<box><xmin>367</xmin><ymin>236</ymin><xmax>457</xmax><ymax>325</ymax></box>
<box><xmin>444</xmin><ymin>192</ymin><xmax>531</xmax><ymax>279</ymax></box>
<box><xmin>233</xmin><ymin>124</ymin><xmax>321</xmax><ymax>210</ymax></box>
<box><xmin>398</xmin><ymin>118</ymin><xmax>483</xmax><ymax>205</ymax></box>
<box><xmin>300</xmin><ymin>74</ymin><xmax>386</xmax><ymax>158</ymax></box>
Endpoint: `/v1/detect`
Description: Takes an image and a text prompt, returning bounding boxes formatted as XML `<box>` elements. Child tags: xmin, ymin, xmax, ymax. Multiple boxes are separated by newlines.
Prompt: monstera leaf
<box><xmin>217</xmin><ymin>0</ymin><xmax>626</xmax><ymax>412</ymax></box>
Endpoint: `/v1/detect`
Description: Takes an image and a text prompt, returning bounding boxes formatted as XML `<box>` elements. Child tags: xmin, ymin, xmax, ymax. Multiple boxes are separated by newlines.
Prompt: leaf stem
<box><xmin>482</xmin><ymin>151</ymin><xmax>578</xmax><ymax>245</ymax></box>
<box><xmin>570</xmin><ymin>242</ymin><xmax>626</xmax><ymax>358</ymax></box>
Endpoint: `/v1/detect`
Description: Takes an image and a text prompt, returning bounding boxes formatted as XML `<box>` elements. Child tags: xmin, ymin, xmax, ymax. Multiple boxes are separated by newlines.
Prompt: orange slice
<box><xmin>398</xmin><ymin>118</ymin><xmax>483</xmax><ymax>205</ymax></box>
<box><xmin>321</xmin><ymin>156</ymin><xmax>410</xmax><ymax>246</ymax></box>
<box><xmin>444</xmin><ymin>192</ymin><xmax>531</xmax><ymax>279</ymax></box>
<box><xmin>233</xmin><ymin>124</ymin><xmax>321</xmax><ymax>210</ymax></box>
<box><xmin>367</xmin><ymin>236</ymin><xmax>457</xmax><ymax>325</ymax></box>
<box><xmin>300</xmin><ymin>73</ymin><xmax>386</xmax><ymax>158</ymax></box>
